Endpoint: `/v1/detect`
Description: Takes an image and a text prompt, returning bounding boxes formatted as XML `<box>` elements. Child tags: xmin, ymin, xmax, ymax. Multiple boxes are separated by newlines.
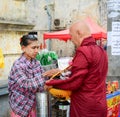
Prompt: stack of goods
<box><xmin>106</xmin><ymin>80</ymin><xmax>119</xmax><ymax>94</ymax></box>
<box><xmin>106</xmin><ymin>81</ymin><xmax>120</xmax><ymax>117</ymax></box>
<box><xmin>107</xmin><ymin>91</ymin><xmax>120</xmax><ymax>117</ymax></box>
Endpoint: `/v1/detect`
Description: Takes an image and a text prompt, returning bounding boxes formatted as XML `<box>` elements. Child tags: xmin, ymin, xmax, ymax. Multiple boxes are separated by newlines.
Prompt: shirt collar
<box><xmin>76</xmin><ymin>36</ymin><xmax>96</xmax><ymax>51</ymax></box>
<box><xmin>20</xmin><ymin>54</ymin><xmax>36</xmax><ymax>68</ymax></box>
<box><xmin>81</xmin><ymin>36</ymin><xmax>96</xmax><ymax>46</ymax></box>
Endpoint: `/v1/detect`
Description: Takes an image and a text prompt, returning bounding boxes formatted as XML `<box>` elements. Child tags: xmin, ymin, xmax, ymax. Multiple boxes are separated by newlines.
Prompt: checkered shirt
<box><xmin>8</xmin><ymin>55</ymin><xmax>45</xmax><ymax>117</ymax></box>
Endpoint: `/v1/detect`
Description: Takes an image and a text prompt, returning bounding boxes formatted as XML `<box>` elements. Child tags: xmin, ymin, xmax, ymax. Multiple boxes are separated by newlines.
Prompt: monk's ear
<box><xmin>77</xmin><ymin>30</ymin><xmax>82</xmax><ymax>38</ymax></box>
<box><xmin>21</xmin><ymin>45</ymin><xmax>25</xmax><ymax>52</ymax></box>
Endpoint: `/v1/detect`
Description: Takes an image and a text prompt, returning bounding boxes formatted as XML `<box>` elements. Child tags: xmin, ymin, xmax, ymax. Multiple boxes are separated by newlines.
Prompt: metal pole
<box><xmin>45</xmin><ymin>0</ymin><xmax>52</xmax><ymax>51</ymax></box>
<box><xmin>107</xmin><ymin>0</ymin><xmax>120</xmax><ymax>80</ymax></box>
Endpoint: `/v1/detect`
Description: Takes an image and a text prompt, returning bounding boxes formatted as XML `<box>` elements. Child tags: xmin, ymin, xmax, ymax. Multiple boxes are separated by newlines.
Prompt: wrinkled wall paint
<box><xmin>0</xmin><ymin>31</ymin><xmax>25</xmax><ymax>80</ymax></box>
<box><xmin>0</xmin><ymin>31</ymin><xmax>24</xmax><ymax>54</ymax></box>
<box><xmin>0</xmin><ymin>0</ymin><xmax>26</xmax><ymax>22</ymax></box>
<box><xmin>98</xmin><ymin>0</ymin><xmax>107</xmax><ymax>29</ymax></box>
<box><xmin>53</xmin><ymin>0</ymin><xmax>99</xmax><ymax>24</ymax></box>
<box><xmin>0</xmin><ymin>0</ymin><xmax>107</xmax><ymax>80</ymax></box>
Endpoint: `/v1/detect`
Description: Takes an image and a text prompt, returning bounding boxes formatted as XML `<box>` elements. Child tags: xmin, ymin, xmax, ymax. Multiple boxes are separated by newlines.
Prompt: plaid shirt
<box><xmin>8</xmin><ymin>55</ymin><xmax>45</xmax><ymax>117</ymax></box>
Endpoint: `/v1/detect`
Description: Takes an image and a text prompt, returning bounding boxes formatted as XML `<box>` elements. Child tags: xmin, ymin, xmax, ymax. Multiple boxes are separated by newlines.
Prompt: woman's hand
<box><xmin>42</xmin><ymin>68</ymin><xmax>61</xmax><ymax>77</ymax></box>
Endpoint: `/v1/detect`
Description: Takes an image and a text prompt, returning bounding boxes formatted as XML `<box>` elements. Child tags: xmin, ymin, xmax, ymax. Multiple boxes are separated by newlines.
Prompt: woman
<box><xmin>8</xmin><ymin>34</ymin><xmax>45</xmax><ymax>117</ymax></box>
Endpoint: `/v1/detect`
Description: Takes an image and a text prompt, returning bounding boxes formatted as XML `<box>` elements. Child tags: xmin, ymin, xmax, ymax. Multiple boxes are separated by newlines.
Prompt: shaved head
<box><xmin>69</xmin><ymin>20</ymin><xmax>91</xmax><ymax>48</ymax></box>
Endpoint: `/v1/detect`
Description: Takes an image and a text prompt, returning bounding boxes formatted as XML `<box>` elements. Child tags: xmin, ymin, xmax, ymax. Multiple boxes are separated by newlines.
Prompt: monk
<box><xmin>44</xmin><ymin>20</ymin><xmax>108</xmax><ymax>117</ymax></box>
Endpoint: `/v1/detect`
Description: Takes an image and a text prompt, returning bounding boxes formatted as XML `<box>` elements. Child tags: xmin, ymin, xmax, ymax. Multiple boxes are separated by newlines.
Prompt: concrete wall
<box><xmin>0</xmin><ymin>0</ymin><xmax>107</xmax><ymax>81</ymax></box>
<box><xmin>0</xmin><ymin>94</ymin><xmax>10</xmax><ymax>117</ymax></box>
<box><xmin>106</xmin><ymin>0</ymin><xmax>120</xmax><ymax>82</ymax></box>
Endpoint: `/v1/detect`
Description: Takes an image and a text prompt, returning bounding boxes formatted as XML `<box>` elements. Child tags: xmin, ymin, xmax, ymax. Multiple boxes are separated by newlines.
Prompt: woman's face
<box><xmin>22</xmin><ymin>40</ymin><xmax>39</xmax><ymax>60</ymax></box>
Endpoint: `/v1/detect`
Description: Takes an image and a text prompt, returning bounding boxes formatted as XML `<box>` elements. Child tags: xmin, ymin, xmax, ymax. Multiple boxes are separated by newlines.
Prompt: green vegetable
<box><xmin>36</xmin><ymin>50</ymin><xmax>58</xmax><ymax>66</ymax></box>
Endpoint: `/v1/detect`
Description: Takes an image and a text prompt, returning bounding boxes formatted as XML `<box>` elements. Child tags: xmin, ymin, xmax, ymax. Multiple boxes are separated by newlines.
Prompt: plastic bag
<box><xmin>0</xmin><ymin>48</ymin><xmax>5</xmax><ymax>68</ymax></box>
<box><xmin>36</xmin><ymin>49</ymin><xmax>58</xmax><ymax>66</ymax></box>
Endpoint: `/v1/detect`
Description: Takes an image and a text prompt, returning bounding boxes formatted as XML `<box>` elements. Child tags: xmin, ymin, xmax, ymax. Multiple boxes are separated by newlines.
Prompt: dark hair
<box><xmin>28</xmin><ymin>32</ymin><xmax>37</xmax><ymax>35</ymax></box>
<box><xmin>20</xmin><ymin>34</ymin><xmax>38</xmax><ymax>46</ymax></box>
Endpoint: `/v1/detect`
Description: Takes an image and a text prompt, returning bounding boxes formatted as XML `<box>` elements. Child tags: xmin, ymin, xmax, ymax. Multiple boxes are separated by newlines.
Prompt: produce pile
<box><xmin>36</xmin><ymin>49</ymin><xmax>58</xmax><ymax>66</ymax></box>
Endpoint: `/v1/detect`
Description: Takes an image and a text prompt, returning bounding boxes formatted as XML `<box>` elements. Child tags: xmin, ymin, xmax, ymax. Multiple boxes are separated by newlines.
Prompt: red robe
<box><xmin>46</xmin><ymin>36</ymin><xmax>108</xmax><ymax>117</ymax></box>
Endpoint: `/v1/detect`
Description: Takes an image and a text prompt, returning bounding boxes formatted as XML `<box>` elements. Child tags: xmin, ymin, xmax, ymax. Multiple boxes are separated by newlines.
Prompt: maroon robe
<box><xmin>46</xmin><ymin>36</ymin><xmax>108</xmax><ymax>117</ymax></box>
